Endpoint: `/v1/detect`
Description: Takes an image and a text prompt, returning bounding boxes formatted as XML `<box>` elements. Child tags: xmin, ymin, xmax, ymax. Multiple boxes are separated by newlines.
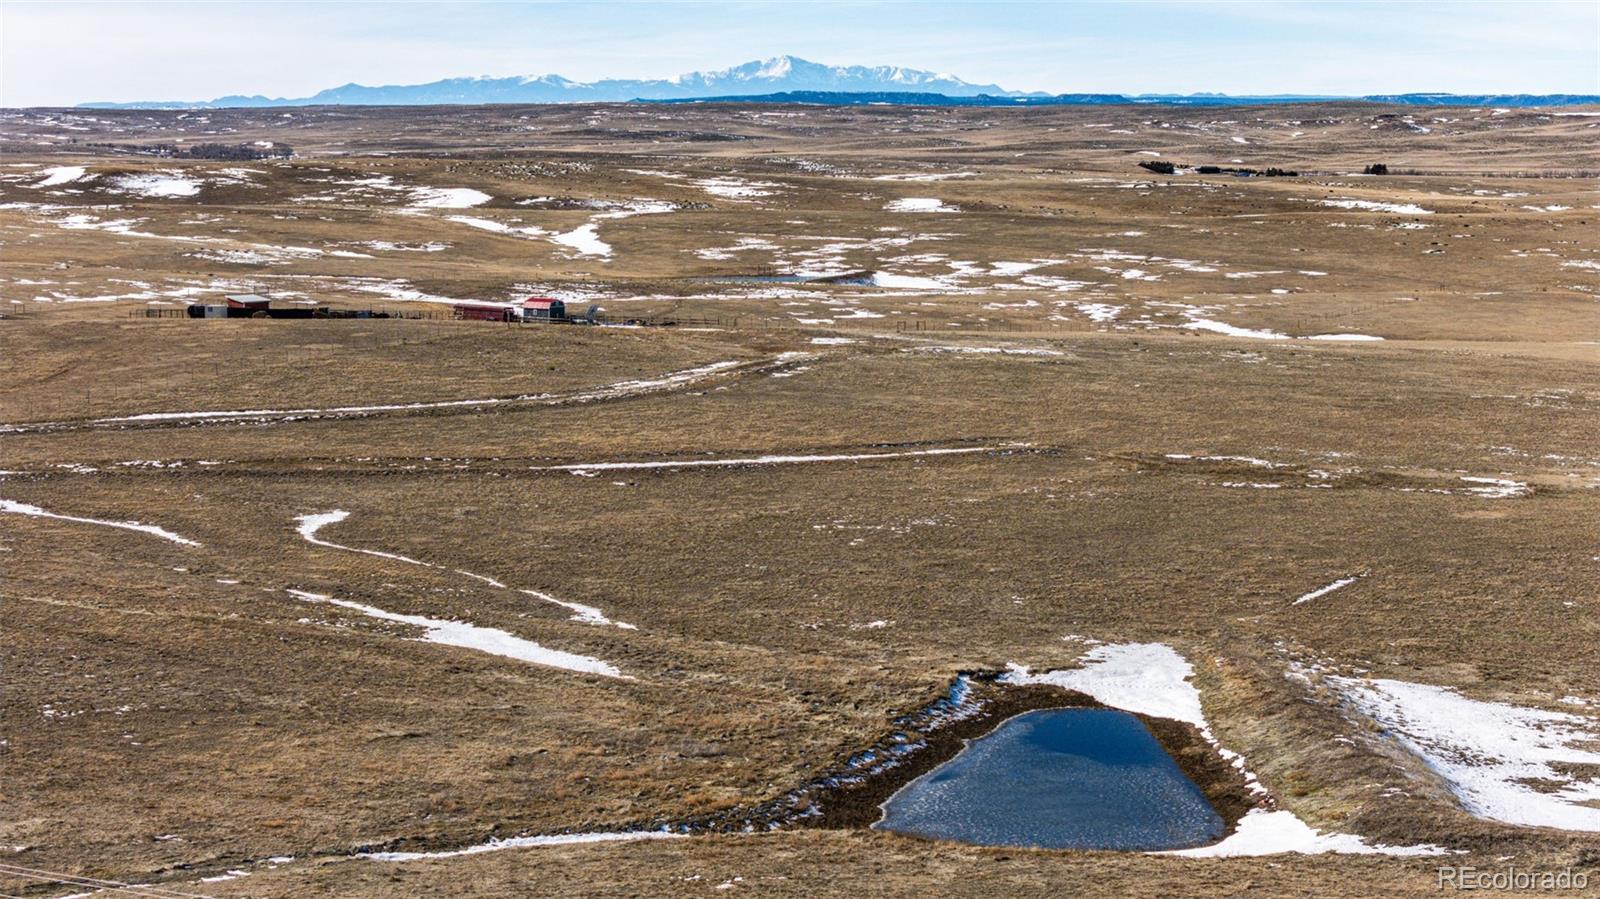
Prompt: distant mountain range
<box><xmin>76</xmin><ymin>55</ymin><xmax>1600</xmax><ymax>109</ymax></box>
<box><xmin>80</xmin><ymin>56</ymin><xmax>1012</xmax><ymax>108</ymax></box>
<box><xmin>651</xmin><ymin>90</ymin><xmax>1600</xmax><ymax>108</ymax></box>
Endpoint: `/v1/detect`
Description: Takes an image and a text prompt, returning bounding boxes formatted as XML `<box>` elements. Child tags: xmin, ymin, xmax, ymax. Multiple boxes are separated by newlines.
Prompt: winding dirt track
<box><xmin>0</xmin><ymin>352</ymin><xmax>818</xmax><ymax>435</ymax></box>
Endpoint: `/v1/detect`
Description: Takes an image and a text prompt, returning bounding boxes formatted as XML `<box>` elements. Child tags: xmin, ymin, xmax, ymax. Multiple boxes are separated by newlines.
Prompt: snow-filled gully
<box><xmin>361</xmin><ymin>829</ymin><xmax>682</xmax><ymax>861</ymax></box>
<box><xmin>0</xmin><ymin>498</ymin><xmax>200</xmax><ymax>546</ymax></box>
<box><xmin>286</xmin><ymin>589</ymin><xmax>625</xmax><ymax>679</ymax></box>
<box><xmin>295</xmin><ymin>510</ymin><xmax>633</xmax><ymax>630</ymax></box>
<box><xmin>0</xmin><ymin>496</ymin><xmax>625</xmax><ymax>678</ymax></box>
<box><xmin>532</xmin><ymin>445</ymin><xmax>1017</xmax><ymax>475</ymax></box>
<box><xmin>293</xmin><ymin>510</ymin><xmax>632</xmax><ymax>678</ymax></box>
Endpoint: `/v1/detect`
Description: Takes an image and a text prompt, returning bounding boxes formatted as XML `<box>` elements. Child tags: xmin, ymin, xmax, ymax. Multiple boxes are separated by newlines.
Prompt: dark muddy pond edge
<box><xmin>354</xmin><ymin>673</ymin><xmax>1259</xmax><ymax>857</ymax></box>
<box><xmin>676</xmin><ymin>672</ymin><xmax>1259</xmax><ymax>841</ymax></box>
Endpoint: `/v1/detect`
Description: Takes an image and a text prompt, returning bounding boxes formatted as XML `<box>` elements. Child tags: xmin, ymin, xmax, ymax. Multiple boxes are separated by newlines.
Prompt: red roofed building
<box><xmin>224</xmin><ymin>294</ymin><xmax>272</xmax><ymax>315</ymax></box>
<box><xmin>522</xmin><ymin>297</ymin><xmax>566</xmax><ymax>321</ymax></box>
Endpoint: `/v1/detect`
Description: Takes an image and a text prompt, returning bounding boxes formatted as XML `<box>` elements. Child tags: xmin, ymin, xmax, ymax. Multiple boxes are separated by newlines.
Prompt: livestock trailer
<box><xmin>453</xmin><ymin>302</ymin><xmax>518</xmax><ymax>322</ymax></box>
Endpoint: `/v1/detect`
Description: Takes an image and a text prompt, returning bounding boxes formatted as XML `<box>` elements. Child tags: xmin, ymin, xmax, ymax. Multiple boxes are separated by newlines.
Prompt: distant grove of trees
<box><xmin>1138</xmin><ymin>160</ymin><xmax>1298</xmax><ymax>177</ymax></box>
<box><xmin>1364</xmin><ymin>163</ymin><xmax>1390</xmax><ymax>175</ymax></box>
<box><xmin>79</xmin><ymin>141</ymin><xmax>293</xmax><ymax>160</ymax></box>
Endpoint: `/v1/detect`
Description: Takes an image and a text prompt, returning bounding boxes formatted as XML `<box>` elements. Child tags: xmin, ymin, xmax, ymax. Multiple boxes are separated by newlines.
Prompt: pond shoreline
<box><xmin>358</xmin><ymin>673</ymin><xmax>1263</xmax><ymax>858</ymax></box>
<box><xmin>680</xmin><ymin>672</ymin><xmax>1260</xmax><ymax>843</ymax></box>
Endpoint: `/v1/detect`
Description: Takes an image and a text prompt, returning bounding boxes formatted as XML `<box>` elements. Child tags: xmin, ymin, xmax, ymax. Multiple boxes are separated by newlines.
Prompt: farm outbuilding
<box><xmin>225</xmin><ymin>294</ymin><xmax>272</xmax><ymax>314</ymax></box>
<box><xmin>522</xmin><ymin>297</ymin><xmax>567</xmax><ymax>321</ymax></box>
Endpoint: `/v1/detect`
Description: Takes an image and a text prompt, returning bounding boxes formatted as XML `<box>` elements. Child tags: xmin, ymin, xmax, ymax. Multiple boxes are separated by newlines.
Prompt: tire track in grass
<box><xmin>0</xmin><ymin>860</ymin><xmax>219</xmax><ymax>898</ymax></box>
<box><xmin>530</xmin><ymin>444</ymin><xmax>1019</xmax><ymax>475</ymax></box>
<box><xmin>0</xmin><ymin>352</ymin><xmax>818</xmax><ymax>435</ymax></box>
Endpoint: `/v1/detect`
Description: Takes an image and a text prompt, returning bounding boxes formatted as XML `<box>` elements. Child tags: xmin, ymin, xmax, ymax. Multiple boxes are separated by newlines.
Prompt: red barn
<box><xmin>522</xmin><ymin>297</ymin><xmax>566</xmax><ymax>321</ymax></box>
<box><xmin>453</xmin><ymin>302</ymin><xmax>516</xmax><ymax>322</ymax></box>
<box><xmin>224</xmin><ymin>294</ymin><xmax>271</xmax><ymax>317</ymax></box>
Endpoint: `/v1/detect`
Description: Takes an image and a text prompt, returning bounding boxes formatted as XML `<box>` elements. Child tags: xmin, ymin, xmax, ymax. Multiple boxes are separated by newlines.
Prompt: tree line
<box><xmin>78</xmin><ymin>141</ymin><xmax>293</xmax><ymax>160</ymax></box>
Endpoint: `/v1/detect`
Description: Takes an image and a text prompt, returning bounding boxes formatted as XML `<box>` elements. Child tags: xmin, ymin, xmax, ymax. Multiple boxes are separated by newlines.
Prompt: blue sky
<box><xmin>3</xmin><ymin>1</ymin><xmax>1596</xmax><ymax>106</ymax></box>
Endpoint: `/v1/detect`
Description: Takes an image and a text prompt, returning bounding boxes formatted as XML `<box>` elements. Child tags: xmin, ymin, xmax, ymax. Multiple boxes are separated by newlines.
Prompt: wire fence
<box><xmin>122</xmin><ymin>304</ymin><xmax>1422</xmax><ymax>335</ymax></box>
<box><xmin>1302</xmin><ymin>168</ymin><xmax>1600</xmax><ymax>179</ymax></box>
<box><xmin>130</xmin><ymin>308</ymin><xmax>454</xmax><ymax>320</ymax></box>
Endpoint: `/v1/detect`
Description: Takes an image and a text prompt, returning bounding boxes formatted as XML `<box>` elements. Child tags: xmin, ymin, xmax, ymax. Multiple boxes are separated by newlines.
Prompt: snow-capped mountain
<box><xmin>82</xmin><ymin>56</ymin><xmax>1022</xmax><ymax>108</ymax></box>
<box><xmin>78</xmin><ymin>56</ymin><xmax>1596</xmax><ymax>109</ymax></box>
<box><xmin>664</xmin><ymin>56</ymin><xmax>994</xmax><ymax>94</ymax></box>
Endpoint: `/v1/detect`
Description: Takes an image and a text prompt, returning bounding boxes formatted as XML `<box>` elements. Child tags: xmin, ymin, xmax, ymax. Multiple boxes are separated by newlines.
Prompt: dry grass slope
<box><xmin>1</xmin><ymin>101</ymin><xmax>1596</xmax><ymax>897</ymax></box>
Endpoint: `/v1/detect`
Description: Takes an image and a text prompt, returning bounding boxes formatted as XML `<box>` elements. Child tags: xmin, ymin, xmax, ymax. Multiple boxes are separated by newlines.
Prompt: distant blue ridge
<box><xmin>644</xmin><ymin>90</ymin><xmax>1600</xmax><ymax>107</ymax></box>
<box><xmin>70</xmin><ymin>55</ymin><xmax>1600</xmax><ymax>109</ymax></box>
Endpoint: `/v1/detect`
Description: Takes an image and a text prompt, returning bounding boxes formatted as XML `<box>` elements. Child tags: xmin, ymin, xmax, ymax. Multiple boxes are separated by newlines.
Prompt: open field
<box><xmin>2</xmin><ymin>101</ymin><xmax>1598</xmax><ymax>897</ymax></box>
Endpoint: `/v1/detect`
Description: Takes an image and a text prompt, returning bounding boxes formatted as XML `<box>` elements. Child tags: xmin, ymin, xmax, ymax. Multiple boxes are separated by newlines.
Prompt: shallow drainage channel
<box><xmin>875</xmin><ymin>707</ymin><xmax>1225</xmax><ymax>850</ymax></box>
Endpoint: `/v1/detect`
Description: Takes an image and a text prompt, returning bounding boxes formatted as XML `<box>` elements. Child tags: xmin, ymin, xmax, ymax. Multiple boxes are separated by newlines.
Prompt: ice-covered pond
<box><xmin>694</xmin><ymin>273</ymin><xmax>873</xmax><ymax>285</ymax></box>
<box><xmin>875</xmin><ymin>708</ymin><xmax>1224</xmax><ymax>850</ymax></box>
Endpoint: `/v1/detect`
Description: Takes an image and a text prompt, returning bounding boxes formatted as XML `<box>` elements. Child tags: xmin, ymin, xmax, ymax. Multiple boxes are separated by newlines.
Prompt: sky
<box><xmin>2</xmin><ymin>0</ymin><xmax>1597</xmax><ymax>106</ymax></box>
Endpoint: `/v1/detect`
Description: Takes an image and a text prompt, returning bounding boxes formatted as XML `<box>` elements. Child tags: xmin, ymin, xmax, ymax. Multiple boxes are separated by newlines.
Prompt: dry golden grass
<box><xmin>1</xmin><ymin>102</ymin><xmax>1597</xmax><ymax>897</ymax></box>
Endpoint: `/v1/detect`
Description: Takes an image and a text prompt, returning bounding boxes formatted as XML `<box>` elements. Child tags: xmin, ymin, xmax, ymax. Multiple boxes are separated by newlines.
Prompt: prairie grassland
<box><xmin>1</xmin><ymin>102</ymin><xmax>1596</xmax><ymax>897</ymax></box>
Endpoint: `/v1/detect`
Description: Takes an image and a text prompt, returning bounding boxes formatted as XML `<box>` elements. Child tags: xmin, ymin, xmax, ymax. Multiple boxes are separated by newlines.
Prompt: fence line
<box><xmin>126</xmin><ymin>306</ymin><xmax>1410</xmax><ymax>334</ymax></box>
<box><xmin>1302</xmin><ymin>169</ymin><xmax>1600</xmax><ymax>179</ymax></box>
<box><xmin>131</xmin><ymin>308</ymin><xmax>454</xmax><ymax>320</ymax></box>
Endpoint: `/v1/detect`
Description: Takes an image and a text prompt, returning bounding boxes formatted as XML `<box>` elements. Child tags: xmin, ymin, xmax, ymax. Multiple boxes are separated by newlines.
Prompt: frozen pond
<box><xmin>695</xmin><ymin>273</ymin><xmax>873</xmax><ymax>285</ymax></box>
<box><xmin>876</xmin><ymin>708</ymin><xmax>1225</xmax><ymax>850</ymax></box>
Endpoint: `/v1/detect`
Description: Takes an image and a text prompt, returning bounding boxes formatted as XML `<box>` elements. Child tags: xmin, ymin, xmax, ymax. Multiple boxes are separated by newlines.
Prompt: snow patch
<box><xmin>409</xmin><ymin>187</ymin><xmax>493</xmax><ymax>209</ymax></box>
<box><xmin>1006</xmin><ymin>643</ymin><xmax>1447</xmax><ymax>856</ymax></box>
<box><xmin>1292</xmin><ymin>576</ymin><xmax>1360</xmax><ymax>605</ymax></box>
<box><xmin>1181</xmin><ymin>312</ymin><xmax>1288</xmax><ymax>340</ymax></box>
<box><xmin>549</xmin><ymin>223</ymin><xmax>610</xmax><ymax>257</ymax></box>
<box><xmin>885</xmin><ymin>197</ymin><xmax>959</xmax><ymax>213</ymax></box>
<box><xmin>1331</xmin><ymin>676</ymin><xmax>1600</xmax><ymax>831</ymax></box>
<box><xmin>909</xmin><ymin>345</ymin><xmax>1064</xmax><ymax>357</ymax></box>
<box><xmin>287</xmin><ymin>590</ymin><xmax>624</xmax><ymax>678</ymax></box>
<box><xmin>1459</xmin><ymin>476</ymin><xmax>1529</xmax><ymax>498</ymax></box>
<box><xmin>364</xmin><ymin>830</ymin><xmax>681</xmax><ymax>861</ymax></box>
<box><xmin>1164</xmin><ymin>809</ymin><xmax>1448</xmax><ymax>858</ymax></box>
<box><xmin>112</xmin><ymin>172</ymin><xmax>202</xmax><ymax>198</ymax></box>
<box><xmin>693</xmin><ymin>177</ymin><xmax>779</xmax><ymax>200</ymax></box>
<box><xmin>32</xmin><ymin>166</ymin><xmax>87</xmax><ymax>187</ymax></box>
<box><xmin>1321</xmin><ymin>198</ymin><xmax>1433</xmax><ymax>215</ymax></box>
<box><xmin>1</xmin><ymin>499</ymin><xmax>199</xmax><ymax>546</ymax></box>
<box><xmin>872</xmin><ymin>172</ymin><xmax>977</xmax><ymax>182</ymax></box>
<box><xmin>535</xmin><ymin>446</ymin><xmax>1005</xmax><ymax>474</ymax></box>
<box><xmin>295</xmin><ymin>510</ymin><xmax>632</xmax><ymax>629</ymax></box>
<box><xmin>1002</xmin><ymin>643</ymin><xmax>1208</xmax><ymax>728</ymax></box>
<box><xmin>871</xmin><ymin>272</ymin><xmax>950</xmax><ymax>290</ymax></box>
